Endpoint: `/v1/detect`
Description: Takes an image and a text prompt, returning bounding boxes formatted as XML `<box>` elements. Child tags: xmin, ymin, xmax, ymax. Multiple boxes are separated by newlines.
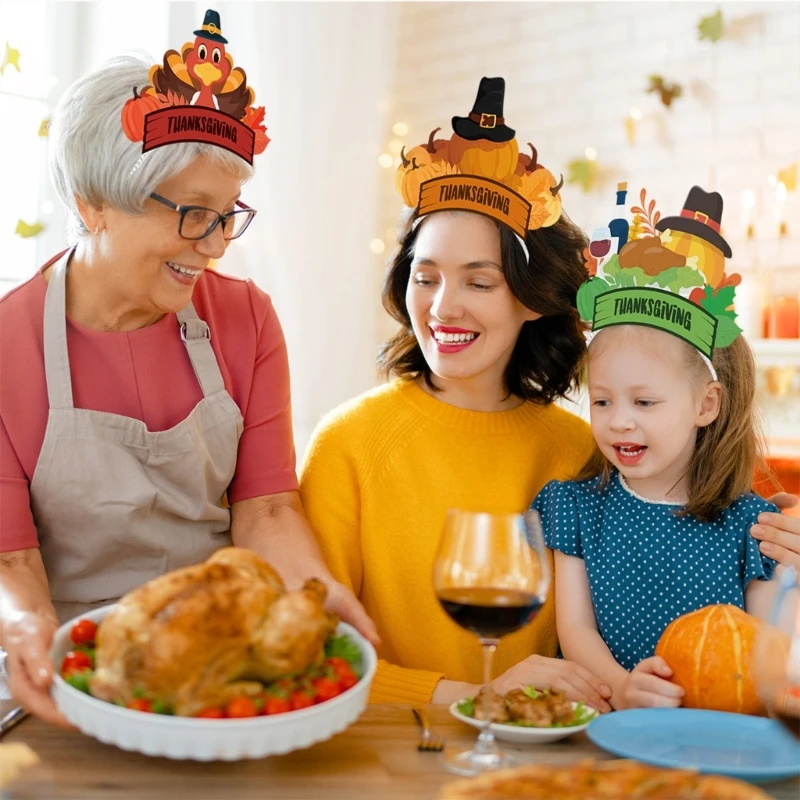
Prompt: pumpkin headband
<box><xmin>122</xmin><ymin>8</ymin><xmax>269</xmax><ymax>172</ymax></box>
<box><xmin>395</xmin><ymin>77</ymin><xmax>563</xmax><ymax>261</ymax></box>
<box><xmin>577</xmin><ymin>184</ymin><xmax>742</xmax><ymax>380</ymax></box>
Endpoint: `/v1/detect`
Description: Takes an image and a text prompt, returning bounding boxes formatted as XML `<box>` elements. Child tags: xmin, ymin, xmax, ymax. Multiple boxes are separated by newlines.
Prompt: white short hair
<box><xmin>48</xmin><ymin>53</ymin><xmax>254</xmax><ymax>242</ymax></box>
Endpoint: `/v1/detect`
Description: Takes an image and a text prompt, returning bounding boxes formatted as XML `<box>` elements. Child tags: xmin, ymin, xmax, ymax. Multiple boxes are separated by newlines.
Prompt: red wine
<box><xmin>437</xmin><ymin>587</ymin><xmax>543</xmax><ymax>639</ymax></box>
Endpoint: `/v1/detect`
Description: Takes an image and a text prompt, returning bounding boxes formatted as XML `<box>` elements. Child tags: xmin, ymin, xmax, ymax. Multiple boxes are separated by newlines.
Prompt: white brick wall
<box><xmin>377</xmin><ymin>0</ymin><xmax>800</xmax><ymax>456</ymax></box>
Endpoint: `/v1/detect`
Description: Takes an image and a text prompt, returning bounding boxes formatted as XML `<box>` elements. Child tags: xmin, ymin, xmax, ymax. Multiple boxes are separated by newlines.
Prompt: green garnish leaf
<box><xmin>65</xmin><ymin>670</ymin><xmax>93</xmax><ymax>694</ymax></box>
<box><xmin>324</xmin><ymin>634</ymin><xmax>363</xmax><ymax>676</ymax></box>
<box><xmin>456</xmin><ymin>697</ymin><xmax>475</xmax><ymax>717</ymax></box>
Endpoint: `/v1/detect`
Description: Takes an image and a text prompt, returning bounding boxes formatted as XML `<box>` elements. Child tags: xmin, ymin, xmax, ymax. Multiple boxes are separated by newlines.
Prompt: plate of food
<box><xmin>449</xmin><ymin>686</ymin><xmax>599</xmax><ymax>744</ymax></box>
<box><xmin>439</xmin><ymin>758</ymin><xmax>774</xmax><ymax>799</ymax></box>
<box><xmin>50</xmin><ymin>548</ymin><xmax>377</xmax><ymax>761</ymax></box>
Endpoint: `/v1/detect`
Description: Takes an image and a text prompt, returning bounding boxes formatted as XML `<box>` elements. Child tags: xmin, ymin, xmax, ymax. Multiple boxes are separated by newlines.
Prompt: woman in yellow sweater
<box><xmin>300</xmin><ymin>78</ymin><xmax>615</xmax><ymax>709</ymax></box>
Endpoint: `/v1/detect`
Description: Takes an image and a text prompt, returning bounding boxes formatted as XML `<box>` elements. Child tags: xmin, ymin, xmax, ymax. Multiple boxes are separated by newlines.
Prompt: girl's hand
<box><xmin>491</xmin><ymin>655</ymin><xmax>612</xmax><ymax>713</ymax></box>
<box><xmin>4</xmin><ymin>610</ymin><xmax>73</xmax><ymax>728</ymax></box>
<box><xmin>617</xmin><ymin>656</ymin><xmax>684</xmax><ymax>710</ymax></box>
<box><xmin>752</xmin><ymin>494</ymin><xmax>800</xmax><ymax>568</ymax></box>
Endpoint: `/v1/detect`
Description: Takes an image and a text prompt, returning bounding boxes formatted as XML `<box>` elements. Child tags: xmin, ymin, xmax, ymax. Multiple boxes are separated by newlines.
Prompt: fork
<box><xmin>412</xmin><ymin>706</ymin><xmax>444</xmax><ymax>752</ymax></box>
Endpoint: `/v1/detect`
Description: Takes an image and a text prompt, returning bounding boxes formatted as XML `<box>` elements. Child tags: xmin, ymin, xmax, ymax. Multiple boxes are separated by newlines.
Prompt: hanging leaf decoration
<box><xmin>698</xmin><ymin>9</ymin><xmax>725</xmax><ymax>43</ymax></box>
<box><xmin>646</xmin><ymin>75</ymin><xmax>683</xmax><ymax>108</ymax></box>
<box><xmin>629</xmin><ymin>189</ymin><xmax>661</xmax><ymax>236</ymax></box>
<box><xmin>15</xmin><ymin>219</ymin><xmax>45</xmax><ymax>238</ymax></box>
<box><xmin>624</xmin><ymin>116</ymin><xmax>637</xmax><ymax>146</ymax></box>
<box><xmin>582</xmin><ymin>246</ymin><xmax>599</xmax><ymax>277</ymax></box>
<box><xmin>566</xmin><ymin>157</ymin><xmax>598</xmax><ymax>193</ymax></box>
<box><xmin>38</xmin><ymin>118</ymin><xmax>50</xmax><ymax>137</ymax></box>
<box><xmin>0</xmin><ymin>42</ymin><xmax>21</xmax><ymax>75</ymax></box>
<box><xmin>777</xmin><ymin>163</ymin><xmax>797</xmax><ymax>192</ymax></box>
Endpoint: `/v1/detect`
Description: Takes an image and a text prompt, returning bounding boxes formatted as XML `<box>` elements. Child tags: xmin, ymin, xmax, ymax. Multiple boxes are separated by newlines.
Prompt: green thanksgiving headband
<box><xmin>577</xmin><ymin>184</ymin><xmax>742</xmax><ymax>377</ymax></box>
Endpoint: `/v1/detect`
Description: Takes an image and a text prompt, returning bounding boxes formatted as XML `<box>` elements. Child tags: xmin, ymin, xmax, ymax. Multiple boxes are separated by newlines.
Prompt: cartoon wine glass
<box><xmin>433</xmin><ymin>509</ymin><xmax>550</xmax><ymax>777</ymax></box>
<box><xmin>589</xmin><ymin>226</ymin><xmax>613</xmax><ymax>272</ymax></box>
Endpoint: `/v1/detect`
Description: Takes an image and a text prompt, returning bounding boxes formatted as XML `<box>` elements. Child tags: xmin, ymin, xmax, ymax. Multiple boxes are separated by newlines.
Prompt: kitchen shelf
<box><xmin>749</xmin><ymin>338</ymin><xmax>800</xmax><ymax>367</ymax></box>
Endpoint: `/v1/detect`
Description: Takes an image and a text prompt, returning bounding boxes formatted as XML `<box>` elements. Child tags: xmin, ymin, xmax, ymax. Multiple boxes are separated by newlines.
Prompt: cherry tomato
<box><xmin>225</xmin><ymin>696</ymin><xmax>259</xmax><ymax>718</ymax></box>
<box><xmin>290</xmin><ymin>691</ymin><xmax>314</xmax><ymax>710</ymax></box>
<box><xmin>70</xmin><ymin>619</ymin><xmax>98</xmax><ymax>646</ymax></box>
<box><xmin>326</xmin><ymin>657</ymin><xmax>352</xmax><ymax>677</ymax></box>
<box><xmin>337</xmin><ymin>672</ymin><xmax>358</xmax><ymax>692</ymax></box>
<box><xmin>311</xmin><ymin>677</ymin><xmax>341</xmax><ymax>703</ymax></box>
<box><xmin>264</xmin><ymin>696</ymin><xmax>291</xmax><ymax>715</ymax></box>
<box><xmin>195</xmin><ymin>707</ymin><xmax>225</xmax><ymax>718</ymax></box>
<box><xmin>126</xmin><ymin>698</ymin><xmax>153</xmax><ymax>713</ymax></box>
<box><xmin>61</xmin><ymin>650</ymin><xmax>93</xmax><ymax>675</ymax></box>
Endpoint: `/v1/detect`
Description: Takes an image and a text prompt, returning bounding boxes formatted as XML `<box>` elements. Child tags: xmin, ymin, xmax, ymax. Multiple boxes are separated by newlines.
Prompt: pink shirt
<box><xmin>0</xmin><ymin>252</ymin><xmax>298</xmax><ymax>552</ymax></box>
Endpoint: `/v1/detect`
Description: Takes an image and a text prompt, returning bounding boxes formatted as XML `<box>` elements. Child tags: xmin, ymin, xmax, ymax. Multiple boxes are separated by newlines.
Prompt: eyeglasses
<box><xmin>149</xmin><ymin>192</ymin><xmax>257</xmax><ymax>241</ymax></box>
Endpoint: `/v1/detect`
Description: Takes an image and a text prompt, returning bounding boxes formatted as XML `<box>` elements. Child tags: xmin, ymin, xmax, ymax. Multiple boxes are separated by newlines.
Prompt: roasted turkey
<box><xmin>89</xmin><ymin>548</ymin><xmax>336</xmax><ymax>716</ymax></box>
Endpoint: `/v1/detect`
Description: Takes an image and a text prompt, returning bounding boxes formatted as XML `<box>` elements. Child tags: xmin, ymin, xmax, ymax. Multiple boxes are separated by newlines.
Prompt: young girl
<box><xmin>532</xmin><ymin>186</ymin><xmax>779</xmax><ymax>711</ymax></box>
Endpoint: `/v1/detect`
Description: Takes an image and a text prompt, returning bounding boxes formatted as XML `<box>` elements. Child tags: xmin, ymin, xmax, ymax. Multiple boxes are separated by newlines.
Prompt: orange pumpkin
<box><xmin>655</xmin><ymin>604</ymin><xmax>765</xmax><ymax>715</ymax></box>
<box><xmin>449</xmin><ymin>135</ymin><xmax>518</xmax><ymax>182</ymax></box>
<box><xmin>405</xmin><ymin>128</ymin><xmax>451</xmax><ymax>169</ymax></box>
<box><xmin>660</xmin><ymin>229</ymin><xmax>725</xmax><ymax>288</ymax></box>
<box><xmin>121</xmin><ymin>87</ymin><xmax>164</xmax><ymax>142</ymax></box>
<box><xmin>395</xmin><ymin>154</ymin><xmax>455</xmax><ymax>208</ymax></box>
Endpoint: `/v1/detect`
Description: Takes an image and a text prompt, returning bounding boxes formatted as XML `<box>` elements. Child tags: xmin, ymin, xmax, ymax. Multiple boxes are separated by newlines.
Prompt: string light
<box><xmin>388</xmin><ymin>139</ymin><xmax>403</xmax><ymax>157</ymax></box>
<box><xmin>392</xmin><ymin>122</ymin><xmax>408</xmax><ymax>137</ymax></box>
<box><xmin>370</xmin><ymin>239</ymin><xmax>385</xmax><ymax>254</ymax></box>
<box><xmin>378</xmin><ymin>153</ymin><xmax>393</xmax><ymax>168</ymax></box>
<box><xmin>630</xmin><ymin>108</ymin><xmax>642</xmax><ymax>120</ymax></box>
<box><xmin>585</xmin><ymin>147</ymin><xmax>598</xmax><ymax>161</ymax></box>
<box><xmin>41</xmin><ymin>200</ymin><xmax>54</xmax><ymax>215</ymax></box>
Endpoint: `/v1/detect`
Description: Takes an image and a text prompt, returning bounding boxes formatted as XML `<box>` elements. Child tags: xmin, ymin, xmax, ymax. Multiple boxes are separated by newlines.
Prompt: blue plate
<box><xmin>587</xmin><ymin>709</ymin><xmax>800</xmax><ymax>784</ymax></box>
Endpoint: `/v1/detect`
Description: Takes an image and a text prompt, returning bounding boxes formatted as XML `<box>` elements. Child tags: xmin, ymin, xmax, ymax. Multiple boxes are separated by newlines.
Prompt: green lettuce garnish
<box><xmin>324</xmin><ymin>634</ymin><xmax>363</xmax><ymax>676</ymax></box>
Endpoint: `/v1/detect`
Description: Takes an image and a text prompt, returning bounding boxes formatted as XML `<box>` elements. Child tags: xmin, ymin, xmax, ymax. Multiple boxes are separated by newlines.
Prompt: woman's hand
<box><xmin>616</xmin><ymin>656</ymin><xmax>684</xmax><ymax>710</ymax></box>
<box><xmin>323</xmin><ymin>580</ymin><xmax>380</xmax><ymax>647</ymax></box>
<box><xmin>752</xmin><ymin>493</ymin><xmax>800</xmax><ymax>568</ymax></box>
<box><xmin>490</xmin><ymin>655</ymin><xmax>612</xmax><ymax>713</ymax></box>
<box><xmin>4</xmin><ymin>610</ymin><xmax>73</xmax><ymax>727</ymax></box>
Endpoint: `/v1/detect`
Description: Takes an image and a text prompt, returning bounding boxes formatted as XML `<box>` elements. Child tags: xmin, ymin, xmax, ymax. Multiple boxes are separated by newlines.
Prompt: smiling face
<box><xmin>587</xmin><ymin>326</ymin><xmax>720</xmax><ymax>500</ymax></box>
<box><xmin>89</xmin><ymin>155</ymin><xmax>244</xmax><ymax>321</ymax></box>
<box><xmin>405</xmin><ymin>212</ymin><xmax>541</xmax><ymax>407</ymax></box>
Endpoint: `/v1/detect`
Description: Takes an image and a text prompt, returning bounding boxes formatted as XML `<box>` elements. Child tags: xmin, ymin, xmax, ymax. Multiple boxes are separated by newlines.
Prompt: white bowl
<box><xmin>51</xmin><ymin>604</ymin><xmax>377</xmax><ymax>761</ymax></box>
<box><xmin>449</xmin><ymin>699</ymin><xmax>598</xmax><ymax>744</ymax></box>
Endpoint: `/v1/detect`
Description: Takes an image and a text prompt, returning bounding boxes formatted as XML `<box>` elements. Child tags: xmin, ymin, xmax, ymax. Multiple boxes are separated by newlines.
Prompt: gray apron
<box><xmin>32</xmin><ymin>248</ymin><xmax>244</xmax><ymax>622</ymax></box>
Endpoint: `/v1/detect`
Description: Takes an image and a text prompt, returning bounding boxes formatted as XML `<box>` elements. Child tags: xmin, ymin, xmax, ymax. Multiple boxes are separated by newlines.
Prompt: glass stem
<box><xmin>474</xmin><ymin>639</ymin><xmax>499</xmax><ymax>756</ymax></box>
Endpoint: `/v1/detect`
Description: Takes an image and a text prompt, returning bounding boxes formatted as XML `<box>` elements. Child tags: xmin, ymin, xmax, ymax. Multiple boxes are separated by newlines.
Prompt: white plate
<box><xmin>51</xmin><ymin>604</ymin><xmax>377</xmax><ymax>761</ymax></box>
<box><xmin>449</xmin><ymin>699</ymin><xmax>599</xmax><ymax>744</ymax></box>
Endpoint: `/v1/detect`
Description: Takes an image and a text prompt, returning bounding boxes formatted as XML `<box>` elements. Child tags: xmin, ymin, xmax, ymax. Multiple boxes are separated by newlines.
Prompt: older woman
<box><xmin>0</xmin><ymin>50</ymin><xmax>374</xmax><ymax>726</ymax></box>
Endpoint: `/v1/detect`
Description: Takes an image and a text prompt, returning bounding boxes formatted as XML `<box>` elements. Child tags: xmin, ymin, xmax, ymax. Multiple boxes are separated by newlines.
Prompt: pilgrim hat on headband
<box><xmin>655</xmin><ymin>185</ymin><xmax>732</xmax><ymax>258</ymax></box>
<box><xmin>452</xmin><ymin>77</ymin><xmax>516</xmax><ymax>143</ymax></box>
<box><xmin>194</xmin><ymin>9</ymin><xmax>228</xmax><ymax>44</ymax></box>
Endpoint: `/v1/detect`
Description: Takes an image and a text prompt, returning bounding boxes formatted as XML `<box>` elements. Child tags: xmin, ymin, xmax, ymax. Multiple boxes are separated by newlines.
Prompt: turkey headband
<box><xmin>121</xmin><ymin>8</ymin><xmax>269</xmax><ymax>168</ymax></box>
<box><xmin>577</xmin><ymin>184</ymin><xmax>743</xmax><ymax>381</ymax></box>
<box><xmin>395</xmin><ymin>77</ymin><xmax>563</xmax><ymax>262</ymax></box>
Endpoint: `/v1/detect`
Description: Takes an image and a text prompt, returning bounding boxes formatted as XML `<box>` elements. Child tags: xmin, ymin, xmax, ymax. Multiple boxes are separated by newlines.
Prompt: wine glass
<box><xmin>589</xmin><ymin>226</ymin><xmax>613</xmax><ymax>271</ymax></box>
<box><xmin>433</xmin><ymin>509</ymin><xmax>550</xmax><ymax>777</ymax></box>
<box><xmin>754</xmin><ymin>567</ymin><xmax>800</xmax><ymax>738</ymax></box>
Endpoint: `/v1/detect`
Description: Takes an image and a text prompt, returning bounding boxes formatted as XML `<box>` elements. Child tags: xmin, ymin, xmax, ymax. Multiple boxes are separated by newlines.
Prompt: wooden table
<box><xmin>2</xmin><ymin>700</ymin><xmax>798</xmax><ymax>799</ymax></box>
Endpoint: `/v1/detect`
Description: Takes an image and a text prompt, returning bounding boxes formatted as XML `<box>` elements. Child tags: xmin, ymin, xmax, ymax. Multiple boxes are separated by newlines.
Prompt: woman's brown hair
<box><xmin>575</xmin><ymin>329</ymin><xmax>773</xmax><ymax>522</ymax></box>
<box><xmin>377</xmin><ymin>208</ymin><xmax>590</xmax><ymax>404</ymax></box>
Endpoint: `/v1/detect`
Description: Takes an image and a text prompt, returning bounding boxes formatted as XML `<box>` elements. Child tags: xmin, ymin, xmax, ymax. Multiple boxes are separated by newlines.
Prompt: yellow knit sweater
<box><xmin>300</xmin><ymin>379</ymin><xmax>593</xmax><ymax>705</ymax></box>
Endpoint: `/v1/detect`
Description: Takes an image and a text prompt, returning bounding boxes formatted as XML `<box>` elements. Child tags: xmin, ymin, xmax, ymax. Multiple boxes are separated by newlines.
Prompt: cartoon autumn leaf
<box><xmin>243</xmin><ymin>105</ymin><xmax>266</xmax><ymax>130</ymax></box>
<box><xmin>15</xmin><ymin>219</ymin><xmax>45</xmax><ymax>238</ymax></box>
<box><xmin>566</xmin><ymin>158</ymin><xmax>598</xmax><ymax>193</ymax></box>
<box><xmin>698</xmin><ymin>9</ymin><xmax>724</xmax><ymax>43</ymax></box>
<box><xmin>527</xmin><ymin>202</ymin><xmax>551</xmax><ymax>230</ymax></box>
<box><xmin>630</xmin><ymin>188</ymin><xmax>660</xmax><ymax>236</ymax></box>
<box><xmin>582</xmin><ymin>246</ymin><xmax>599</xmax><ymax>276</ymax></box>
<box><xmin>628</xmin><ymin>214</ymin><xmax>645</xmax><ymax>241</ymax></box>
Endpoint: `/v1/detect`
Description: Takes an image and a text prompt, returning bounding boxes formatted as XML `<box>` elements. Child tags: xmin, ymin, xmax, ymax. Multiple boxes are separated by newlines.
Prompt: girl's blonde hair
<box><xmin>575</xmin><ymin>328</ymin><xmax>775</xmax><ymax>522</ymax></box>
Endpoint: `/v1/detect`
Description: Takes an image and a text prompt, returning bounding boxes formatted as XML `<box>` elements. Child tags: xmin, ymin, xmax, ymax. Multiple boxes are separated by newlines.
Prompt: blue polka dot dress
<box><xmin>531</xmin><ymin>471</ymin><xmax>778</xmax><ymax>671</ymax></box>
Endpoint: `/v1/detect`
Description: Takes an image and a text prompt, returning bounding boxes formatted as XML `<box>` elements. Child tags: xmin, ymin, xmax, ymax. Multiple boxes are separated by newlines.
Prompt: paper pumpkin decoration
<box><xmin>655</xmin><ymin>604</ymin><xmax>772</xmax><ymax>716</ymax></box>
<box><xmin>395</xmin><ymin>77</ymin><xmax>563</xmax><ymax>251</ymax></box>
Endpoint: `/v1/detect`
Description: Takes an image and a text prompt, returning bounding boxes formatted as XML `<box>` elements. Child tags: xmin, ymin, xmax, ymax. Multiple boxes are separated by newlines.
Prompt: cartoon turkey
<box><xmin>148</xmin><ymin>9</ymin><xmax>253</xmax><ymax>119</ymax></box>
